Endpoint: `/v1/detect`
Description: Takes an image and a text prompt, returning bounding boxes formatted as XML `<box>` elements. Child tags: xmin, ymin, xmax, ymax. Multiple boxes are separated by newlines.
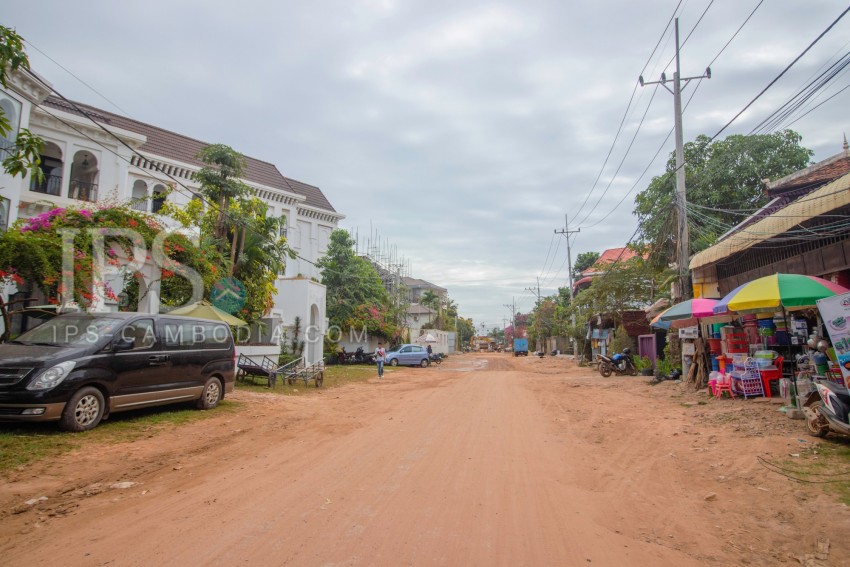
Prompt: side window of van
<box><xmin>163</xmin><ymin>322</ymin><xmax>192</xmax><ymax>349</ymax></box>
<box><xmin>121</xmin><ymin>319</ymin><xmax>156</xmax><ymax>350</ymax></box>
<box><xmin>198</xmin><ymin>323</ymin><xmax>231</xmax><ymax>349</ymax></box>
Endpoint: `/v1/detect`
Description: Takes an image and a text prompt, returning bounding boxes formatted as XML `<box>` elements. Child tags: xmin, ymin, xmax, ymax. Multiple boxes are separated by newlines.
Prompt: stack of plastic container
<box><xmin>757</xmin><ymin>315</ymin><xmax>776</xmax><ymax>346</ymax></box>
<box><xmin>773</xmin><ymin>312</ymin><xmax>789</xmax><ymax>345</ymax></box>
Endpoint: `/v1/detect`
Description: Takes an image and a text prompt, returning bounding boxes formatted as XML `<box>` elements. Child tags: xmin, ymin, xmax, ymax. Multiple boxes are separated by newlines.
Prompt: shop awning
<box><xmin>689</xmin><ymin>172</ymin><xmax>850</xmax><ymax>270</ymax></box>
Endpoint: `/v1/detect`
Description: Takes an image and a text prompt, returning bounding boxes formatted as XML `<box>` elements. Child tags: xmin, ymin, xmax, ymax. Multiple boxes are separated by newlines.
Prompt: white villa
<box><xmin>0</xmin><ymin>69</ymin><xmax>343</xmax><ymax>364</ymax></box>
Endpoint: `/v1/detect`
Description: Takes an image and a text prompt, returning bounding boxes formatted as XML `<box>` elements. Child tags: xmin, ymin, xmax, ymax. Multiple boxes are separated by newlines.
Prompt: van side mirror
<box><xmin>113</xmin><ymin>338</ymin><xmax>135</xmax><ymax>352</ymax></box>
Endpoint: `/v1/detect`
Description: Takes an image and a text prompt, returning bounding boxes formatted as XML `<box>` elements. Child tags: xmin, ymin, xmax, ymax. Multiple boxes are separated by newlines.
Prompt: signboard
<box><xmin>816</xmin><ymin>292</ymin><xmax>850</xmax><ymax>389</ymax></box>
<box><xmin>678</xmin><ymin>326</ymin><xmax>698</xmax><ymax>339</ymax></box>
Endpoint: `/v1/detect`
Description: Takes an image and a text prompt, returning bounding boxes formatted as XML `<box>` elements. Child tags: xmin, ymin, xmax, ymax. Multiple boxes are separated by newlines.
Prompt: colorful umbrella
<box><xmin>649</xmin><ymin>312</ymin><xmax>671</xmax><ymax>330</ymax></box>
<box><xmin>651</xmin><ymin>298</ymin><xmax>719</xmax><ymax>330</ymax></box>
<box><xmin>712</xmin><ymin>274</ymin><xmax>849</xmax><ymax>314</ymax></box>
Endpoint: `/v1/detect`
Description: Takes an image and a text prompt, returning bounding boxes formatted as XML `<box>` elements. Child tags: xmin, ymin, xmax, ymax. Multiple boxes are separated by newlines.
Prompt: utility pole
<box><xmin>526</xmin><ymin>277</ymin><xmax>542</xmax><ymax>352</ymax></box>
<box><xmin>639</xmin><ymin>17</ymin><xmax>710</xmax><ymax>302</ymax></box>
<box><xmin>503</xmin><ymin>297</ymin><xmax>516</xmax><ymax>346</ymax></box>
<box><xmin>555</xmin><ymin>214</ymin><xmax>581</xmax><ymax>354</ymax></box>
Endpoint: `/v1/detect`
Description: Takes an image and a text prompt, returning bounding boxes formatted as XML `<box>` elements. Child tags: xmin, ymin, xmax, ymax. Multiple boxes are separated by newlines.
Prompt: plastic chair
<box><xmin>732</xmin><ymin>357</ymin><xmax>765</xmax><ymax>399</ymax></box>
<box><xmin>713</xmin><ymin>373</ymin><xmax>734</xmax><ymax>399</ymax></box>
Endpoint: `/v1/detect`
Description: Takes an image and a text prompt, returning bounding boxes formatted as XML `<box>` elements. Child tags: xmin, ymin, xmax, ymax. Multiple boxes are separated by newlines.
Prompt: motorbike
<box><xmin>428</xmin><ymin>352</ymin><xmax>443</xmax><ymax>365</ymax></box>
<box><xmin>597</xmin><ymin>349</ymin><xmax>637</xmax><ymax>377</ymax></box>
<box><xmin>803</xmin><ymin>379</ymin><xmax>850</xmax><ymax>438</ymax></box>
<box><xmin>354</xmin><ymin>347</ymin><xmax>375</xmax><ymax>364</ymax></box>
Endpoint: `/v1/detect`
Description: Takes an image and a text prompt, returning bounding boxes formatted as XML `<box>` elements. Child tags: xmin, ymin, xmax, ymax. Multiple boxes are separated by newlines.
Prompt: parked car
<box><xmin>0</xmin><ymin>312</ymin><xmax>236</xmax><ymax>431</ymax></box>
<box><xmin>385</xmin><ymin>344</ymin><xmax>431</xmax><ymax>367</ymax></box>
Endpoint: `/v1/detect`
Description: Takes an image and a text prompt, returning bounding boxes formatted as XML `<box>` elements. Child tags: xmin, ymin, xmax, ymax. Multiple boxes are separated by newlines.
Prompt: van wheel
<box><xmin>59</xmin><ymin>387</ymin><xmax>105</xmax><ymax>432</ymax></box>
<box><xmin>390</xmin><ymin>359</ymin><xmax>399</xmax><ymax>367</ymax></box>
<box><xmin>197</xmin><ymin>378</ymin><xmax>222</xmax><ymax>410</ymax></box>
<box><xmin>420</xmin><ymin>358</ymin><xmax>429</xmax><ymax>368</ymax></box>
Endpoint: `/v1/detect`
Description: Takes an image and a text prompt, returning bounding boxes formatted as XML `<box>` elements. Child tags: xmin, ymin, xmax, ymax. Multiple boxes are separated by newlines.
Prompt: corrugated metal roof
<box><xmin>690</xmin><ymin>172</ymin><xmax>850</xmax><ymax>270</ymax></box>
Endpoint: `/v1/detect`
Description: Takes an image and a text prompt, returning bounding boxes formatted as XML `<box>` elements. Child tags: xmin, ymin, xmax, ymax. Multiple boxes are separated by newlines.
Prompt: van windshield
<box><xmin>13</xmin><ymin>316</ymin><xmax>124</xmax><ymax>347</ymax></box>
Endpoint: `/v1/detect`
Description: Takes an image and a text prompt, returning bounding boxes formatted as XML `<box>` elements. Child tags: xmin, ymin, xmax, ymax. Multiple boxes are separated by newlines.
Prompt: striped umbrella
<box><xmin>712</xmin><ymin>274</ymin><xmax>849</xmax><ymax>314</ymax></box>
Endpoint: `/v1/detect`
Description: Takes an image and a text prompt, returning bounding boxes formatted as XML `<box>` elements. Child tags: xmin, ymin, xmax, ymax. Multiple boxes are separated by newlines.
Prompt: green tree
<box><xmin>0</xmin><ymin>26</ymin><xmax>44</xmax><ymax>182</ymax></box>
<box><xmin>192</xmin><ymin>144</ymin><xmax>251</xmax><ymax>254</ymax></box>
<box><xmin>568</xmin><ymin>254</ymin><xmax>663</xmax><ymax>329</ymax></box>
<box><xmin>419</xmin><ymin>289</ymin><xmax>441</xmax><ymax>326</ymax></box>
<box><xmin>317</xmin><ymin>230</ymin><xmax>395</xmax><ymax>337</ymax></box>
<box><xmin>456</xmin><ymin>317</ymin><xmax>475</xmax><ymax>346</ymax></box>
<box><xmin>634</xmin><ymin>130</ymin><xmax>813</xmax><ymax>270</ymax></box>
<box><xmin>173</xmin><ymin>144</ymin><xmax>291</xmax><ymax>323</ymax></box>
<box><xmin>572</xmin><ymin>251</ymin><xmax>600</xmax><ymax>281</ymax></box>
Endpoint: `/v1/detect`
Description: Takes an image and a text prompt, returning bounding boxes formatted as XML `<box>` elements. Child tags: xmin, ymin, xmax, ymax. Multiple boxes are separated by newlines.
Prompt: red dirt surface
<box><xmin>0</xmin><ymin>353</ymin><xmax>847</xmax><ymax>566</ymax></box>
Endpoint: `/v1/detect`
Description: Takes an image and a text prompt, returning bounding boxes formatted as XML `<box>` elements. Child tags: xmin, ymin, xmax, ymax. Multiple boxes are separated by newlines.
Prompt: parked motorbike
<box><xmin>597</xmin><ymin>348</ymin><xmax>637</xmax><ymax>377</ymax></box>
<box><xmin>354</xmin><ymin>347</ymin><xmax>375</xmax><ymax>364</ymax></box>
<box><xmin>429</xmin><ymin>352</ymin><xmax>443</xmax><ymax>365</ymax></box>
<box><xmin>803</xmin><ymin>379</ymin><xmax>850</xmax><ymax>438</ymax></box>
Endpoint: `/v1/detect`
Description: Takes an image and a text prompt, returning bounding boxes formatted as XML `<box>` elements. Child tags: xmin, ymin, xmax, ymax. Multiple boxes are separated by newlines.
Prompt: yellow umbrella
<box><xmin>165</xmin><ymin>300</ymin><xmax>248</xmax><ymax>326</ymax></box>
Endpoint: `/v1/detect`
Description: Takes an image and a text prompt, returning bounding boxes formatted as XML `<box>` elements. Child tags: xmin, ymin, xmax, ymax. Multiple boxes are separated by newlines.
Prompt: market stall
<box><xmin>708</xmin><ymin>274</ymin><xmax>849</xmax><ymax>400</ymax></box>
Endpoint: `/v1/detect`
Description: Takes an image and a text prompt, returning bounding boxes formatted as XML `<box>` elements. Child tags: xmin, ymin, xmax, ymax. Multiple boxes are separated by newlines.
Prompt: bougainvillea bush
<box><xmin>0</xmin><ymin>205</ymin><xmax>224</xmax><ymax>310</ymax></box>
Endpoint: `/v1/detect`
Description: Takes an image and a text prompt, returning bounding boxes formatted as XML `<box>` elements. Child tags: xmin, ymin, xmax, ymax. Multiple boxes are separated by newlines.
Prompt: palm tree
<box><xmin>419</xmin><ymin>290</ymin><xmax>440</xmax><ymax>325</ymax></box>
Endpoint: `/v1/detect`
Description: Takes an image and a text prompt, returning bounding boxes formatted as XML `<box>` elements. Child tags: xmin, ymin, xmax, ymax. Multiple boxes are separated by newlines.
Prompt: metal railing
<box><xmin>29</xmin><ymin>174</ymin><xmax>62</xmax><ymax>196</ymax></box>
<box><xmin>69</xmin><ymin>180</ymin><xmax>98</xmax><ymax>202</ymax></box>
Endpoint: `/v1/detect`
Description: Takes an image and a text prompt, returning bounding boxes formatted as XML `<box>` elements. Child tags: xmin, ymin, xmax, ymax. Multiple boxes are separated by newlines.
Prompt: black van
<box><xmin>0</xmin><ymin>312</ymin><xmax>236</xmax><ymax>431</ymax></box>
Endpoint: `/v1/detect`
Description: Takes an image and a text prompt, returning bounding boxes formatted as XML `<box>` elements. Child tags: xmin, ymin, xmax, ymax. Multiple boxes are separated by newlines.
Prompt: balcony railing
<box><xmin>29</xmin><ymin>174</ymin><xmax>62</xmax><ymax>196</ymax></box>
<box><xmin>69</xmin><ymin>180</ymin><xmax>98</xmax><ymax>202</ymax></box>
<box><xmin>129</xmin><ymin>200</ymin><xmax>148</xmax><ymax>212</ymax></box>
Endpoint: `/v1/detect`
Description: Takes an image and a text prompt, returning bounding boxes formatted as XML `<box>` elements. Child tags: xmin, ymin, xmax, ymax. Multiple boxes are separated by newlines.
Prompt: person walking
<box><xmin>375</xmin><ymin>342</ymin><xmax>386</xmax><ymax>379</ymax></box>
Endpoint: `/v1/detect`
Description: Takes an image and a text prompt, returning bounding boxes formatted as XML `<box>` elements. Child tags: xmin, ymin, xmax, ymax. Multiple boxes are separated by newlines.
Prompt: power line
<box><xmin>570</xmin><ymin>0</ymin><xmax>683</xmax><ymax>224</ymax></box>
<box><xmin>708</xmin><ymin>5</ymin><xmax>850</xmax><ymax>143</ymax></box>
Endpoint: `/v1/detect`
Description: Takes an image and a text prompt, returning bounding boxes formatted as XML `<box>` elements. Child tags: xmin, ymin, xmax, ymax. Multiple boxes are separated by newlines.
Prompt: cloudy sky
<box><xmin>6</xmin><ymin>1</ymin><xmax>849</xmax><ymax>330</ymax></box>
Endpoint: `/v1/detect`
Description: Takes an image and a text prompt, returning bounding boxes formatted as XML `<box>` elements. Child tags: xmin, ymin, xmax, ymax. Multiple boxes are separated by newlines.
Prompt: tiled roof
<box><xmin>766</xmin><ymin>151</ymin><xmax>850</xmax><ymax>196</ymax></box>
<box><xmin>583</xmin><ymin>247</ymin><xmax>641</xmax><ymax>276</ymax></box>
<box><xmin>41</xmin><ymin>96</ymin><xmax>336</xmax><ymax>213</ymax></box>
<box><xmin>714</xmin><ymin>148</ymin><xmax>850</xmax><ymax>243</ymax></box>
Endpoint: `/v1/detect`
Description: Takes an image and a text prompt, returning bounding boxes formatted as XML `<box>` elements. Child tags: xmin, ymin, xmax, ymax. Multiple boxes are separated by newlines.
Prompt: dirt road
<box><xmin>0</xmin><ymin>354</ymin><xmax>847</xmax><ymax>566</ymax></box>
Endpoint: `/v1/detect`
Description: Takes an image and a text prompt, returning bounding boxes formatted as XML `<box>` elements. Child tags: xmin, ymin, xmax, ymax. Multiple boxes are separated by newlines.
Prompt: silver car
<box><xmin>385</xmin><ymin>344</ymin><xmax>430</xmax><ymax>367</ymax></box>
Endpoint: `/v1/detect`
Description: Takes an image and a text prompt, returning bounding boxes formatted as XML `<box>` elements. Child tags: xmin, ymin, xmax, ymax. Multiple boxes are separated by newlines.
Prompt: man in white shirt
<box><xmin>375</xmin><ymin>342</ymin><xmax>386</xmax><ymax>379</ymax></box>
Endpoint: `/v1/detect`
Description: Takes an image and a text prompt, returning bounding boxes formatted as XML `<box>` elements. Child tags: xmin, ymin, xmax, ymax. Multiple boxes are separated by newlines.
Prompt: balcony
<box><xmin>69</xmin><ymin>179</ymin><xmax>98</xmax><ymax>203</ymax></box>
<box><xmin>29</xmin><ymin>174</ymin><xmax>62</xmax><ymax>197</ymax></box>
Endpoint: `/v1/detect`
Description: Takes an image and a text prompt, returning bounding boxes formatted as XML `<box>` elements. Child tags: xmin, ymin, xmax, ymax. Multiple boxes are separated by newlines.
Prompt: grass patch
<box><xmin>773</xmin><ymin>440</ymin><xmax>850</xmax><ymax>505</ymax></box>
<box><xmin>236</xmin><ymin>364</ymin><xmax>392</xmax><ymax>396</ymax></box>
<box><xmin>0</xmin><ymin>400</ymin><xmax>242</xmax><ymax>474</ymax></box>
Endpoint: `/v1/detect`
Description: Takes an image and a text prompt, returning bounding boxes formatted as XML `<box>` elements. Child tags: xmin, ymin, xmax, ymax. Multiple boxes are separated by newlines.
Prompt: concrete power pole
<box><xmin>639</xmin><ymin>17</ymin><xmax>710</xmax><ymax>302</ymax></box>
<box><xmin>555</xmin><ymin>214</ymin><xmax>580</xmax><ymax>354</ymax></box>
<box><xmin>504</xmin><ymin>297</ymin><xmax>516</xmax><ymax>345</ymax></box>
<box><xmin>525</xmin><ymin>278</ymin><xmax>542</xmax><ymax>352</ymax></box>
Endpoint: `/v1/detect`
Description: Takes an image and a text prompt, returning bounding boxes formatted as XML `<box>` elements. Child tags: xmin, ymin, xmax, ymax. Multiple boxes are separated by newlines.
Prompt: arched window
<box><xmin>29</xmin><ymin>142</ymin><xmax>63</xmax><ymax>196</ymax></box>
<box><xmin>131</xmin><ymin>180</ymin><xmax>148</xmax><ymax>211</ymax></box>
<box><xmin>0</xmin><ymin>95</ymin><xmax>21</xmax><ymax>158</ymax></box>
<box><xmin>69</xmin><ymin>151</ymin><xmax>99</xmax><ymax>202</ymax></box>
<box><xmin>152</xmin><ymin>184</ymin><xmax>167</xmax><ymax>214</ymax></box>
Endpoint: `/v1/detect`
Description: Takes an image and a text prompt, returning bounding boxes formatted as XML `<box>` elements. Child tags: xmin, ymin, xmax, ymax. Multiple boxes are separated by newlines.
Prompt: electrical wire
<box><xmin>570</xmin><ymin>0</ymin><xmax>683</xmax><ymax>224</ymax></box>
<box><xmin>577</xmin><ymin>0</ymin><xmax>762</xmax><ymax>232</ymax></box>
<box><xmin>708</xmin><ymin>5</ymin><xmax>850</xmax><ymax>143</ymax></box>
